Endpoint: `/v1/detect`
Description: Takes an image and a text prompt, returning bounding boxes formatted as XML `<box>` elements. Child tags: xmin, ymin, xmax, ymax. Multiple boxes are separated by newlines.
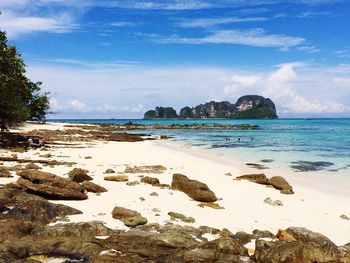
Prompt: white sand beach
<box><xmin>1</xmin><ymin>122</ymin><xmax>350</xmax><ymax>248</ymax></box>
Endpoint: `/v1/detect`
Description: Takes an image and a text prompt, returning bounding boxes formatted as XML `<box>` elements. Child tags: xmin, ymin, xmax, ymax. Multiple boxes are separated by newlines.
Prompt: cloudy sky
<box><xmin>1</xmin><ymin>0</ymin><xmax>350</xmax><ymax>118</ymax></box>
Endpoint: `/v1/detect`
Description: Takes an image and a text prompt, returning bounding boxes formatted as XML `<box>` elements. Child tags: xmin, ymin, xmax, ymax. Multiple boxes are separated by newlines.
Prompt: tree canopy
<box><xmin>0</xmin><ymin>30</ymin><xmax>49</xmax><ymax>130</ymax></box>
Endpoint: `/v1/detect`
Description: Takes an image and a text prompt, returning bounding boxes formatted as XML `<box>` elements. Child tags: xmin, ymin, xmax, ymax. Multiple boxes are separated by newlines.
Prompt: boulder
<box><xmin>140</xmin><ymin>176</ymin><xmax>160</xmax><ymax>185</ymax></box>
<box><xmin>122</xmin><ymin>216</ymin><xmax>148</xmax><ymax>228</ymax></box>
<box><xmin>236</xmin><ymin>173</ymin><xmax>268</xmax><ymax>184</ymax></box>
<box><xmin>104</xmin><ymin>175</ymin><xmax>129</xmax><ymax>182</ymax></box>
<box><xmin>17</xmin><ymin>169</ymin><xmax>88</xmax><ymax>200</ymax></box>
<box><xmin>0</xmin><ymin>166</ymin><xmax>12</xmax><ymax>178</ymax></box>
<box><xmin>268</xmin><ymin>176</ymin><xmax>294</xmax><ymax>194</ymax></box>
<box><xmin>104</xmin><ymin>168</ymin><xmax>115</xmax><ymax>174</ymax></box>
<box><xmin>171</xmin><ymin>173</ymin><xmax>217</xmax><ymax>202</ymax></box>
<box><xmin>81</xmin><ymin>181</ymin><xmax>107</xmax><ymax>193</ymax></box>
<box><xmin>68</xmin><ymin>168</ymin><xmax>93</xmax><ymax>183</ymax></box>
<box><xmin>112</xmin><ymin>207</ymin><xmax>141</xmax><ymax>220</ymax></box>
<box><xmin>25</xmin><ymin>163</ymin><xmax>40</xmax><ymax>170</ymax></box>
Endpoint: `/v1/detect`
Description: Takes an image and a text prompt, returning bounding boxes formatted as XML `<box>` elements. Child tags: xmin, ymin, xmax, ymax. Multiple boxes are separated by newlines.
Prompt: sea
<box><xmin>49</xmin><ymin>118</ymin><xmax>350</xmax><ymax>180</ymax></box>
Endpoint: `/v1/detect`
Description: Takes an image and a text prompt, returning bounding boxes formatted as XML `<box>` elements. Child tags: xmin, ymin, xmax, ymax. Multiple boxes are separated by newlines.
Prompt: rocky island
<box><xmin>144</xmin><ymin>95</ymin><xmax>278</xmax><ymax>119</ymax></box>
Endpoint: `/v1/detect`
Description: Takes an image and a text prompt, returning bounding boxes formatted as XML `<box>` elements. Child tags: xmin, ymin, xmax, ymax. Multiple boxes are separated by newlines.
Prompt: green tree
<box><xmin>0</xmin><ymin>30</ymin><xmax>49</xmax><ymax>130</ymax></box>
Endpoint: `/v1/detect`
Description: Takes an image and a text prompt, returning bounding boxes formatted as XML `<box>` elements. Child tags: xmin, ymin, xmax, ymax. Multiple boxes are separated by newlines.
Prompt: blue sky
<box><xmin>1</xmin><ymin>0</ymin><xmax>350</xmax><ymax>118</ymax></box>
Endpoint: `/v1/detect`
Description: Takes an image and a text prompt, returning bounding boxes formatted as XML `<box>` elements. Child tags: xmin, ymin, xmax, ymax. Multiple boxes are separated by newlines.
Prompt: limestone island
<box><xmin>144</xmin><ymin>95</ymin><xmax>278</xmax><ymax>119</ymax></box>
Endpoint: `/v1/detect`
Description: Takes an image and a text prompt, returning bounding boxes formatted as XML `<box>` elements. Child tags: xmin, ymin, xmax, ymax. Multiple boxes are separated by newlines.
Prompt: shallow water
<box><xmin>49</xmin><ymin>118</ymin><xmax>350</xmax><ymax>179</ymax></box>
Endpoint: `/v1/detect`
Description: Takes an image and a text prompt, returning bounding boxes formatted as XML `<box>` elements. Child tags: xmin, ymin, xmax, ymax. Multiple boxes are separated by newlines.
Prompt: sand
<box><xmin>1</xmin><ymin>122</ymin><xmax>350</xmax><ymax>247</ymax></box>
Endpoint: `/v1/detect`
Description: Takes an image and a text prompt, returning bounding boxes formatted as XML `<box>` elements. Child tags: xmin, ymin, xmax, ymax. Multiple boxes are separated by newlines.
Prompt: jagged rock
<box><xmin>104</xmin><ymin>175</ymin><xmax>129</xmax><ymax>182</ymax></box>
<box><xmin>268</xmin><ymin>176</ymin><xmax>294</xmax><ymax>194</ymax></box>
<box><xmin>68</xmin><ymin>168</ymin><xmax>93</xmax><ymax>183</ymax></box>
<box><xmin>140</xmin><ymin>176</ymin><xmax>160</xmax><ymax>185</ymax></box>
<box><xmin>17</xmin><ymin>169</ymin><xmax>88</xmax><ymax>200</ymax></box>
<box><xmin>0</xmin><ymin>185</ymin><xmax>81</xmax><ymax>225</ymax></box>
<box><xmin>0</xmin><ymin>166</ymin><xmax>12</xmax><ymax>177</ymax></box>
<box><xmin>171</xmin><ymin>173</ymin><xmax>217</xmax><ymax>202</ymax></box>
<box><xmin>112</xmin><ymin>207</ymin><xmax>141</xmax><ymax>220</ymax></box>
<box><xmin>124</xmin><ymin>165</ymin><xmax>166</xmax><ymax>174</ymax></box>
<box><xmin>81</xmin><ymin>181</ymin><xmax>107</xmax><ymax>193</ymax></box>
<box><xmin>122</xmin><ymin>216</ymin><xmax>148</xmax><ymax>228</ymax></box>
<box><xmin>168</xmin><ymin>212</ymin><xmax>195</xmax><ymax>223</ymax></box>
<box><xmin>236</xmin><ymin>173</ymin><xmax>268</xmax><ymax>184</ymax></box>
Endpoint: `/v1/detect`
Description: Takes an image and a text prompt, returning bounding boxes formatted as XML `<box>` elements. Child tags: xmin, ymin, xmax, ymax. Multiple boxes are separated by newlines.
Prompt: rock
<box><xmin>268</xmin><ymin>176</ymin><xmax>294</xmax><ymax>194</ymax></box>
<box><xmin>197</xmin><ymin>202</ymin><xmax>225</xmax><ymax>209</ymax></box>
<box><xmin>111</xmin><ymin>207</ymin><xmax>141</xmax><ymax>220</ymax></box>
<box><xmin>144</xmin><ymin>106</ymin><xmax>178</xmax><ymax>119</ymax></box>
<box><xmin>124</xmin><ymin>165</ymin><xmax>166</xmax><ymax>174</ymax></box>
<box><xmin>284</xmin><ymin>227</ymin><xmax>337</xmax><ymax>248</ymax></box>
<box><xmin>126</xmin><ymin>181</ymin><xmax>140</xmax><ymax>186</ymax></box>
<box><xmin>233</xmin><ymin>231</ymin><xmax>253</xmax><ymax>245</ymax></box>
<box><xmin>219</xmin><ymin>228</ymin><xmax>234</xmax><ymax>238</ymax></box>
<box><xmin>81</xmin><ymin>181</ymin><xmax>107</xmax><ymax>193</ymax></box>
<box><xmin>341</xmin><ymin>214</ymin><xmax>350</xmax><ymax>220</ymax></box>
<box><xmin>0</xmin><ymin>166</ymin><xmax>12</xmax><ymax>178</ymax></box>
<box><xmin>104</xmin><ymin>175</ymin><xmax>129</xmax><ymax>182</ymax></box>
<box><xmin>68</xmin><ymin>168</ymin><xmax>93</xmax><ymax>183</ymax></box>
<box><xmin>104</xmin><ymin>168</ymin><xmax>115</xmax><ymax>174</ymax></box>
<box><xmin>84</xmin><ymin>156</ymin><xmax>92</xmax><ymax>159</ymax></box>
<box><xmin>168</xmin><ymin>212</ymin><xmax>195</xmax><ymax>223</ymax></box>
<box><xmin>245</xmin><ymin>163</ymin><xmax>270</xmax><ymax>170</ymax></box>
<box><xmin>25</xmin><ymin>163</ymin><xmax>40</xmax><ymax>170</ymax></box>
<box><xmin>140</xmin><ymin>176</ymin><xmax>160</xmax><ymax>185</ymax></box>
<box><xmin>0</xmin><ymin>185</ymin><xmax>82</xmax><ymax>224</ymax></box>
<box><xmin>17</xmin><ymin>170</ymin><xmax>88</xmax><ymax>200</ymax></box>
<box><xmin>122</xmin><ymin>216</ymin><xmax>148</xmax><ymax>228</ymax></box>
<box><xmin>264</xmin><ymin>197</ymin><xmax>283</xmax><ymax>206</ymax></box>
<box><xmin>150</xmin><ymin>192</ymin><xmax>158</xmax><ymax>196</ymax></box>
<box><xmin>252</xmin><ymin>229</ymin><xmax>275</xmax><ymax>239</ymax></box>
<box><xmin>171</xmin><ymin>173</ymin><xmax>217</xmax><ymax>202</ymax></box>
<box><xmin>290</xmin><ymin>160</ymin><xmax>334</xmax><ymax>172</ymax></box>
<box><xmin>277</xmin><ymin>229</ymin><xmax>296</xmax><ymax>241</ymax></box>
<box><xmin>236</xmin><ymin>173</ymin><xmax>269</xmax><ymax>184</ymax></box>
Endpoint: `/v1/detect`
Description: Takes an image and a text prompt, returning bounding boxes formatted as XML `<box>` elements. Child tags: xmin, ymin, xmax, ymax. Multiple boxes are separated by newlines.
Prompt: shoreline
<box><xmin>1</xmin><ymin>121</ymin><xmax>350</xmax><ymax>247</ymax></box>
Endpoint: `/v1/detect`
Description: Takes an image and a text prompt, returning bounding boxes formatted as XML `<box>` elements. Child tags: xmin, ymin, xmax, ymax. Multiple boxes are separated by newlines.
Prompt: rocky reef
<box><xmin>144</xmin><ymin>95</ymin><xmax>277</xmax><ymax>119</ymax></box>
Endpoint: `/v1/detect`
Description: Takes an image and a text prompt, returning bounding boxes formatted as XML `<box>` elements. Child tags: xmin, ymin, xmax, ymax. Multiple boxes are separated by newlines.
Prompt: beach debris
<box><xmin>245</xmin><ymin>163</ymin><xmax>270</xmax><ymax>170</ymax></box>
<box><xmin>198</xmin><ymin>202</ymin><xmax>225</xmax><ymax>209</ymax></box>
<box><xmin>150</xmin><ymin>192</ymin><xmax>159</xmax><ymax>196</ymax></box>
<box><xmin>168</xmin><ymin>212</ymin><xmax>195</xmax><ymax>223</ymax></box>
<box><xmin>236</xmin><ymin>173</ymin><xmax>268</xmax><ymax>185</ymax></box>
<box><xmin>126</xmin><ymin>181</ymin><xmax>140</xmax><ymax>186</ymax></box>
<box><xmin>81</xmin><ymin>181</ymin><xmax>107</xmax><ymax>193</ymax></box>
<box><xmin>122</xmin><ymin>216</ymin><xmax>148</xmax><ymax>228</ymax></box>
<box><xmin>104</xmin><ymin>175</ymin><xmax>129</xmax><ymax>182</ymax></box>
<box><xmin>171</xmin><ymin>173</ymin><xmax>217</xmax><ymax>202</ymax></box>
<box><xmin>68</xmin><ymin>168</ymin><xmax>93</xmax><ymax>183</ymax></box>
<box><xmin>140</xmin><ymin>176</ymin><xmax>160</xmax><ymax>185</ymax></box>
<box><xmin>340</xmin><ymin>214</ymin><xmax>350</xmax><ymax>220</ymax></box>
<box><xmin>17</xmin><ymin>169</ymin><xmax>88</xmax><ymax>200</ymax></box>
<box><xmin>0</xmin><ymin>166</ymin><xmax>12</xmax><ymax>177</ymax></box>
<box><xmin>124</xmin><ymin>165</ymin><xmax>166</xmax><ymax>174</ymax></box>
<box><xmin>112</xmin><ymin>206</ymin><xmax>141</xmax><ymax>219</ymax></box>
<box><xmin>290</xmin><ymin>160</ymin><xmax>334</xmax><ymax>172</ymax></box>
<box><xmin>104</xmin><ymin>168</ymin><xmax>115</xmax><ymax>174</ymax></box>
<box><xmin>25</xmin><ymin>162</ymin><xmax>41</xmax><ymax>170</ymax></box>
<box><xmin>264</xmin><ymin>197</ymin><xmax>283</xmax><ymax>206</ymax></box>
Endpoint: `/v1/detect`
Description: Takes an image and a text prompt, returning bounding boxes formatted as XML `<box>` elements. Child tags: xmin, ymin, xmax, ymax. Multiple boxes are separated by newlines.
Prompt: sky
<box><xmin>0</xmin><ymin>0</ymin><xmax>350</xmax><ymax>118</ymax></box>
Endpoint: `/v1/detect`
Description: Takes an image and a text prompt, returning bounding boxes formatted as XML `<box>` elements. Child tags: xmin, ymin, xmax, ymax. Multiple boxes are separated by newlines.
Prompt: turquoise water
<box><xmin>49</xmin><ymin>118</ymin><xmax>350</xmax><ymax>178</ymax></box>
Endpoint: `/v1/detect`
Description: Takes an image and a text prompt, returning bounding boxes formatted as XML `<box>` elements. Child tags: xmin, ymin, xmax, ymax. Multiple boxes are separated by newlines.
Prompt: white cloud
<box><xmin>69</xmin><ymin>100</ymin><xmax>88</xmax><ymax>112</ymax></box>
<box><xmin>110</xmin><ymin>22</ymin><xmax>135</xmax><ymax>27</ymax></box>
<box><xmin>177</xmin><ymin>17</ymin><xmax>268</xmax><ymax>28</ymax></box>
<box><xmin>155</xmin><ymin>29</ymin><xmax>305</xmax><ymax>50</ymax></box>
<box><xmin>0</xmin><ymin>11</ymin><xmax>77</xmax><ymax>38</ymax></box>
<box><xmin>224</xmin><ymin>75</ymin><xmax>262</xmax><ymax>94</ymax></box>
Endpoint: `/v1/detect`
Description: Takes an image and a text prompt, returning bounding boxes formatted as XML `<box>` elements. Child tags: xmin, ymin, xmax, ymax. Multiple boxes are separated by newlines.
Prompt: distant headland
<box><xmin>144</xmin><ymin>95</ymin><xmax>278</xmax><ymax>119</ymax></box>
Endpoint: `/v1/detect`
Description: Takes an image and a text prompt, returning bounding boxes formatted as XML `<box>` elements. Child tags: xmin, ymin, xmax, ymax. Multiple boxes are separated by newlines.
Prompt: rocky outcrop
<box><xmin>140</xmin><ymin>176</ymin><xmax>160</xmax><ymax>185</ymax></box>
<box><xmin>81</xmin><ymin>181</ymin><xmax>107</xmax><ymax>193</ymax></box>
<box><xmin>236</xmin><ymin>173</ymin><xmax>269</xmax><ymax>185</ymax></box>
<box><xmin>144</xmin><ymin>106</ymin><xmax>178</xmax><ymax>119</ymax></box>
<box><xmin>68</xmin><ymin>168</ymin><xmax>93</xmax><ymax>183</ymax></box>
<box><xmin>17</xmin><ymin>169</ymin><xmax>88</xmax><ymax>200</ymax></box>
<box><xmin>171</xmin><ymin>173</ymin><xmax>217</xmax><ymax>202</ymax></box>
